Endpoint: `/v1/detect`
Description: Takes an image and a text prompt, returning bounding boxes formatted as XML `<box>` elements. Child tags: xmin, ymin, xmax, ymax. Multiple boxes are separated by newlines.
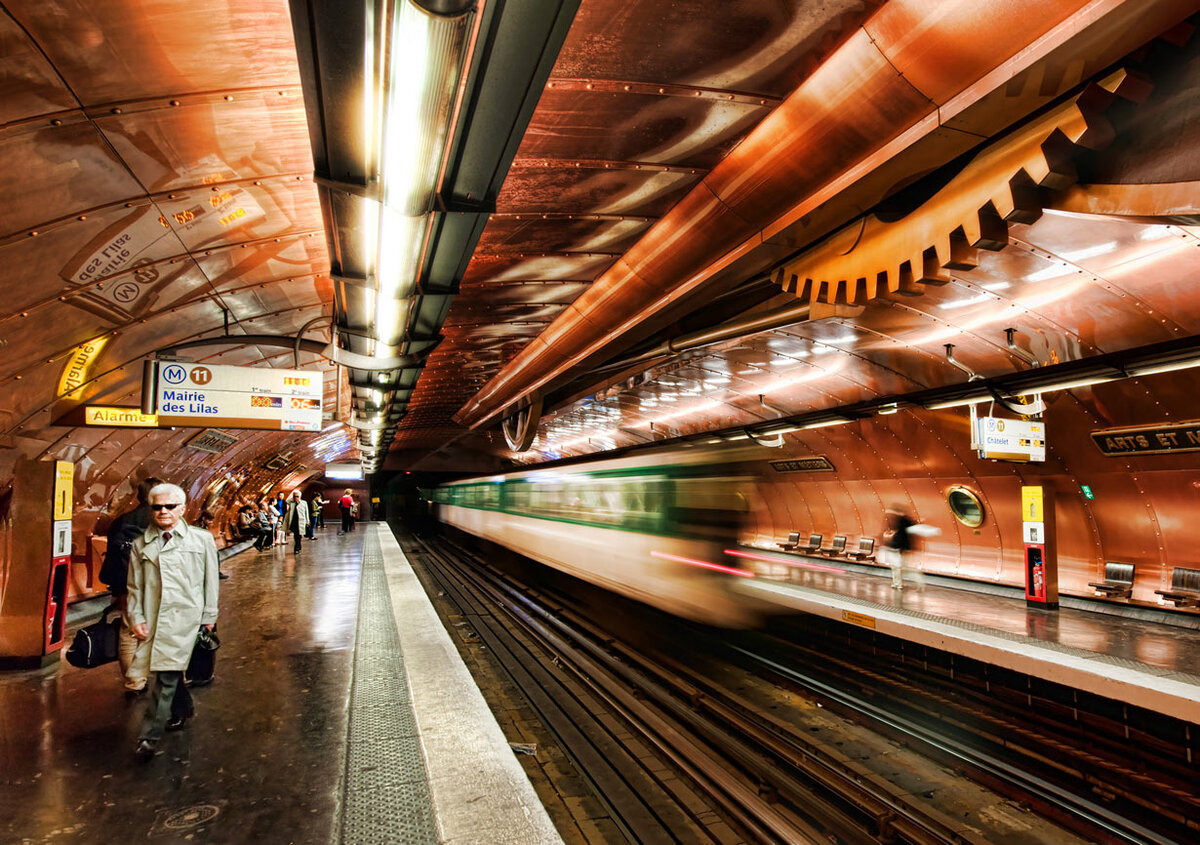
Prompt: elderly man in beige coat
<box><xmin>127</xmin><ymin>482</ymin><xmax>219</xmax><ymax>758</ymax></box>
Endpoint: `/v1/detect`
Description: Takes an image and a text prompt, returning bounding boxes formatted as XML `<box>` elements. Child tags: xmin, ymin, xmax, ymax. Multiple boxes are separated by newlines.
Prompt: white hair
<box><xmin>147</xmin><ymin>482</ymin><xmax>187</xmax><ymax>505</ymax></box>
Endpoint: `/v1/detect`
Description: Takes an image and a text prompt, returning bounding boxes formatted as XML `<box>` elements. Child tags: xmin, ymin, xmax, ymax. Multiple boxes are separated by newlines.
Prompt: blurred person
<box><xmin>338</xmin><ymin>489</ymin><xmax>353</xmax><ymax>534</ymax></box>
<box><xmin>100</xmin><ymin>476</ymin><xmax>161</xmax><ymax>697</ymax></box>
<box><xmin>128</xmin><ymin>483</ymin><xmax>218</xmax><ymax>758</ymax></box>
<box><xmin>882</xmin><ymin>503</ymin><xmax>935</xmax><ymax>591</ymax></box>
<box><xmin>349</xmin><ymin>494</ymin><xmax>359</xmax><ymax>530</ymax></box>
<box><xmin>284</xmin><ymin>489</ymin><xmax>309</xmax><ymax>554</ymax></box>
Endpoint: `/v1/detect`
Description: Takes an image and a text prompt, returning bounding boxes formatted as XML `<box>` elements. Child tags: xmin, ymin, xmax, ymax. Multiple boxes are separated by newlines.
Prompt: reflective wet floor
<box><xmin>0</xmin><ymin>528</ymin><xmax>364</xmax><ymax>844</ymax></box>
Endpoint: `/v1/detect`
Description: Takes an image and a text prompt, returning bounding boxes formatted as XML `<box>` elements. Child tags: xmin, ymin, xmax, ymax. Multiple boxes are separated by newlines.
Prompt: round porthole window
<box><xmin>947</xmin><ymin>487</ymin><xmax>985</xmax><ymax>527</ymax></box>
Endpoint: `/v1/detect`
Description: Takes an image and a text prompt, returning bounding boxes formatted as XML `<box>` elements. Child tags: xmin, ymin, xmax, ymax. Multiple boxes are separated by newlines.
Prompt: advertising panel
<box><xmin>150</xmin><ymin>362</ymin><xmax>323</xmax><ymax>432</ymax></box>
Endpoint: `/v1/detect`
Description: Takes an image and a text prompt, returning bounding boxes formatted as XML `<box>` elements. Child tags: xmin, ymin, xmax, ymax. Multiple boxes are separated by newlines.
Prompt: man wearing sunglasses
<box><xmin>126</xmin><ymin>483</ymin><xmax>219</xmax><ymax>759</ymax></box>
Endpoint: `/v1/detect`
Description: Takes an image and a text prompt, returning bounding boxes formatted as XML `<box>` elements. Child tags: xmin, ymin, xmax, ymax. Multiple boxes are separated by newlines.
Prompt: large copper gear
<box><xmin>772</xmin><ymin>68</ymin><xmax>1152</xmax><ymax>306</ymax></box>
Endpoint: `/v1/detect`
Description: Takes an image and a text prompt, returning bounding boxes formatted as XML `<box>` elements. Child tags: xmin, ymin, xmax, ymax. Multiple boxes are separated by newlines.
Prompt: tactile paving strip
<box><xmin>339</xmin><ymin>533</ymin><xmax>437</xmax><ymax>844</ymax></box>
<box><xmin>786</xmin><ymin>583</ymin><xmax>1200</xmax><ymax>684</ymax></box>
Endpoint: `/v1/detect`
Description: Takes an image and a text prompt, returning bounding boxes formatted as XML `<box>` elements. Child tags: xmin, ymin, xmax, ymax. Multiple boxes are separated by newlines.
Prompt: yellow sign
<box><xmin>841</xmin><ymin>610</ymin><xmax>876</xmax><ymax>629</ymax></box>
<box><xmin>1021</xmin><ymin>486</ymin><xmax>1044</xmax><ymax>522</ymax></box>
<box><xmin>53</xmin><ymin>461</ymin><xmax>74</xmax><ymax>521</ymax></box>
<box><xmin>57</xmin><ymin>337</ymin><xmax>110</xmax><ymax>399</ymax></box>
<box><xmin>84</xmin><ymin>406</ymin><xmax>158</xmax><ymax>427</ymax></box>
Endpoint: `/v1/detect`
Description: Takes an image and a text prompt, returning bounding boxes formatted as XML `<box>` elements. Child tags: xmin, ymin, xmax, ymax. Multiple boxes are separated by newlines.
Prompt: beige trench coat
<box><xmin>127</xmin><ymin>521</ymin><xmax>219</xmax><ymax>673</ymax></box>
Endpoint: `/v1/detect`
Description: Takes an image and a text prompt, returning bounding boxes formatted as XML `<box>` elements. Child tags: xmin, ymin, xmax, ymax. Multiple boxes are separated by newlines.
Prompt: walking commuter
<box><xmin>284</xmin><ymin>490</ymin><xmax>309</xmax><ymax>554</ymax></box>
<box><xmin>127</xmin><ymin>483</ymin><xmax>219</xmax><ymax>758</ymax></box>
<box><xmin>338</xmin><ymin>489</ymin><xmax>353</xmax><ymax>534</ymax></box>
<box><xmin>99</xmin><ymin>476</ymin><xmax>162</xmax><ymax>698</ymax></box>
<box><xmin>882</xmin><ymin>503</ymin><xmax>930</xmax><ymax>591</ymax></box>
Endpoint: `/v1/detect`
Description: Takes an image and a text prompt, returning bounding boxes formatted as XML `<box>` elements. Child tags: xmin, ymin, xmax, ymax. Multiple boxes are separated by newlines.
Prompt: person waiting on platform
<box><xmin>100</xmin><ymin>475</ymin><xmax>162</xmax><ymax>698</ymax></box>
<box><xmin>338</xmin><ymin>489</ymin><xmax>354</xmax><ymax>534</ymax></box>
<box><xmin>284</xmin><ymin>489</ymin><xmax>309</xmax><ymax>554</ymax></box>
<box><xmin>307</xmin><ymin>490</ymin><xmax>325</xmax><ymax>538</ymax></box>
<box><xmin>239</xmin><ymin>503</ymin><xmax>271</xmax><ymax>551</ymax></box>
<box><xmin>272</xmin><ymin>491</ymin><xmax>288</xmax><ymax>545</ymax></box>
<box><xmin>127</xmin><ymin>483</ymin><xmax>219</xmax><ymax>759</ymax></box>
<box><xmin>349</xmin><ymin>494</ymin><xmax>359</xmax><ymax>530</ymax></box>
<box><xmin>260</xmin><ymin>497</ymin><xmax>279</xmax><ymax>547</ymax></box>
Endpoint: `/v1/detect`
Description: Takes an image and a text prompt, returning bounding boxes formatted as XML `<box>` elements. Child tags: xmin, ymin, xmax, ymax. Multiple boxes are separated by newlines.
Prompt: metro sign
<box><xmin>146</xmin><ymin>361</ymin><xmax>324</xmax><ymax>432</ymax></box>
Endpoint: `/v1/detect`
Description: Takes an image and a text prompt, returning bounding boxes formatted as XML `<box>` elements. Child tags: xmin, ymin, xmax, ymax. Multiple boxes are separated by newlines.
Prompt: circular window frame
<box><xmin>946</xmin><ymin>486</ymin><xmax>985</xmax><ymax>527</ymax></box>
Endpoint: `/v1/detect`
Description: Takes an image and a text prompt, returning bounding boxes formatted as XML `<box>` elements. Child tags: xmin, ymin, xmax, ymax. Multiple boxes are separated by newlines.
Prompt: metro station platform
<box><xmin>0</xmin><ymin>525</ymin><xmax>561</xmax><ymax>844</ymax></box>
<box><xmin>736</xmin><ymin>550</ymin><xmax>1200</xmax><ymax>725</ymax></box>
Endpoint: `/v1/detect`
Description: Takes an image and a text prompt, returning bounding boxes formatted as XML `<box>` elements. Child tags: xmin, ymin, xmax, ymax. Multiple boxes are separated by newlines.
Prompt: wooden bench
<box><xmin>845</xmin><ymin>537</ymin><xmax>876</xmax><ymax>562</ymax></box>
<box><xmin>819</xmin><ymin>535</ymin><xmax>847</xmax><ymax>557</ymax></box>
<box><xmin>1088</xmin><ymin>562</ymin><xmax>1134</xmax><ymax>599</ymax></box>
<box><xmin>1155</xmin><ymin>567</ymin><xmax>1200</xmax><ymax>607</ymax></box>
<box><xmin>779</xmin><ymin>531</ymin><xmax>802</xmax><ymax>551</ymax></box>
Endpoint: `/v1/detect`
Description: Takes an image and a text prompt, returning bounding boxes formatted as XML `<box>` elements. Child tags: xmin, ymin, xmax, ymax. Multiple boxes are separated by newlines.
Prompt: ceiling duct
<box><xmin>291</xmin><ymin>0</ymin><xmax>581</xmax><ymax>473</ymax></box>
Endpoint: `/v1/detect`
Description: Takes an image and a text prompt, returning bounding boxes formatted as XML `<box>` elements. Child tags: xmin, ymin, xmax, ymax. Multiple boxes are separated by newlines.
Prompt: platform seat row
<box><xmin>779</xmin><ymin>532</ymin><xmax>875</xmax><ymax>562</ymax></box>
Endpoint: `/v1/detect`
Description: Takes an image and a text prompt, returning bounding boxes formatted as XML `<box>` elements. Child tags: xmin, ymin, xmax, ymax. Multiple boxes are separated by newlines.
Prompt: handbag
<box><xmin>185</xmin><ymin>626</ymin><xmax>220</xmax><ymax>686</ymax></box>
<box><xmin>65</xmin><ymin>605</ymin><xmax>121</xmax><ymax>669</ymax></box>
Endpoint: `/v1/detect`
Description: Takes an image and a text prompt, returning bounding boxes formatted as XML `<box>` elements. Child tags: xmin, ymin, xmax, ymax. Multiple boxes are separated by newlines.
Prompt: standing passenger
<box><xmin>307</xmin><ymin>491</ymin><xmax>325</xmax><ymax>538</ymax></box>
<box><xmin>284</xmin><ymin>490</ymin><xmax>309</xmax><ymax>554</ymax></box>
<box><xmin>338</xmin><ymin>489</ymin><xmax>353</xmax><ymax>534</ymax></box>
<box><xmin>127</xmin><ymin>483</ymin><xmax>219</xmax><ymax>758</ymax></box>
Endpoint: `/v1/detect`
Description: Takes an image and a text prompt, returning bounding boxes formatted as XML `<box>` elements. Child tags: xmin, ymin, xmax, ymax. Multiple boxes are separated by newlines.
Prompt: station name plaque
<box><xmin>147</xmin><ymin>362</ymin><xmax>323</xmax><ymax>432</ymax></box>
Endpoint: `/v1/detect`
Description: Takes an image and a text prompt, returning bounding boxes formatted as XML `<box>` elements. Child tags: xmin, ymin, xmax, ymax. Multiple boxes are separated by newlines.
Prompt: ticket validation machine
<box><xmin>0</xmin><ymin>459</ymin><xmax>73</xmax><ymax>668</ymax></box>
<box><xmin>1021</xmin><ymin>485</ymin><xmax>1058</xmax><ymax>609</ymax></box>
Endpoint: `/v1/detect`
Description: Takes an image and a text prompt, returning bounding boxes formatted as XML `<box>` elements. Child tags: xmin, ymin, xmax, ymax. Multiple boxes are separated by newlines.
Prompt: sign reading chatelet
<box><xmin>148</xmin><ymin>362</ymin><xmax>323</xmax><ymax>432</ymax></box>
<box><xmin>976</xmin><ymin>416</ymin><xmax>1046</xmax><ymax>462</ymax></box>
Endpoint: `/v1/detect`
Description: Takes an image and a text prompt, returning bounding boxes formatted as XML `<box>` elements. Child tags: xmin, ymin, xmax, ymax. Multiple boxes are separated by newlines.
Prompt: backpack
<box><xmin>65</xmin><ymin>606</ymin><xmax>121</xmax><ymax>669</ymax></box>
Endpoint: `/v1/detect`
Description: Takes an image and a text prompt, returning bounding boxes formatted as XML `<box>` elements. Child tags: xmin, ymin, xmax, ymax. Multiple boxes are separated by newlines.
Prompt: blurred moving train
<box><xmin>423</xmin><ymin>448</ymin><xmax>763</xmax><ymax>626</ymax></box>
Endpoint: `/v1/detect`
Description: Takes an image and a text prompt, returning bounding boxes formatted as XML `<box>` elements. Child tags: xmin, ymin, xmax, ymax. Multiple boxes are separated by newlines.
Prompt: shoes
<box><xmin>124</xmin><ymin>686</ymin><xmax>147</xmax><ymax>699</ymax></box>
<box><xmin>218</xmin><ymin>571</ymin><xmax>230</xmax><ymax>580</ymax></box>
<box><xmin>166</xmin><ymin>710</ymin><xmax>194</xmax><ymax>732</ymax></box>
<box><xmin>134</xmin><ymin>739</ymin><xmax>157</xmax><ymax>759</ymax></box>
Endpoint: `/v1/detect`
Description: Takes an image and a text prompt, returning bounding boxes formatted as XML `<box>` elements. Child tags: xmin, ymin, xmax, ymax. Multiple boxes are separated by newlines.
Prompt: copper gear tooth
<box><xmin>771</xmin><ymin>65</ymin><xmax>1151</xmax><ymax>309</ymax></box>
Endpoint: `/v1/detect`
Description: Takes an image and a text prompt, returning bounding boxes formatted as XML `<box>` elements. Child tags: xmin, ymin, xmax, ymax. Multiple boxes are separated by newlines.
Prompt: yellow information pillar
<box><xmin>1020</xmin><ymin>485</ymin><xmax>1058</xmax><ymax>609</ymax></box>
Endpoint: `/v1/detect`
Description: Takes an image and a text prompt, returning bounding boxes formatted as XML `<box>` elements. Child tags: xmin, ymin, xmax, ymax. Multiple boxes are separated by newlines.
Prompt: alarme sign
<box><xmin>149</xmin><ymin>362</ymin><xmax>323</xmax><ymax>432</ymax></box>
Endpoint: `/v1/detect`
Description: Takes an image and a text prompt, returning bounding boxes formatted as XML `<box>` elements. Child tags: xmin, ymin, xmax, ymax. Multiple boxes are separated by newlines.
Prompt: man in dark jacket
<box><xmin>100</xmin><ymin>476</ymin><xmax>161</xmax><ymax>697</ymax></box>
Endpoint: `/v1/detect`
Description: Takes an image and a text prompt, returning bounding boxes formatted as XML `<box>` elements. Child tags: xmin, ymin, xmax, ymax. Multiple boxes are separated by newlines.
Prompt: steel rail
<box><xmin>410</xmin><ymin>533</ymin><xmax>827</xmax><ymax>844</ymax></box>
<box><xmin>407</xmin><ymin>536</ymin><xmax>753</xmax><ymax>844</ymax></box>
<box><xmin>421</xmin><ymin>532</ymin><xmax>994</xmax><ymax>844</ymax></box>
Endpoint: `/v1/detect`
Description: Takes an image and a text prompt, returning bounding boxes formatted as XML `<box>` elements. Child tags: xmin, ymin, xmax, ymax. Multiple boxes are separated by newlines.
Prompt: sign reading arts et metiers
<box><xmin>147</xmin><ymin>361</ymin><xmax>323</xmax><ymax>432</ymax></box>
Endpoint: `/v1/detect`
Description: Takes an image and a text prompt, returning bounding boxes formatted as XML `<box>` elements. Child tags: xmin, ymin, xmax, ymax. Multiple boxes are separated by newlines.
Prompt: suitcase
<box><xmin>185</xmin><ymin>626</ymin><xmax>219</xmax><ymax>686</ymax></box>
<box><xmin>64</xmin><ymin>606</ymin><xmax>121</xmax><ymax>669</ymax></box>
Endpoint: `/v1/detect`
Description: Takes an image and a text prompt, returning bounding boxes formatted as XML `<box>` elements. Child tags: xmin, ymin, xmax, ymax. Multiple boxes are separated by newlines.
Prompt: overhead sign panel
<box><xmin>976</xmin><ymin>416</ymin><xmax>1045</xmax><ymax>462</ymax></box>
<box><xmin>149</xmin><ymin>362</ymin><xmax>323</xmax><ymax>432</ymax></box>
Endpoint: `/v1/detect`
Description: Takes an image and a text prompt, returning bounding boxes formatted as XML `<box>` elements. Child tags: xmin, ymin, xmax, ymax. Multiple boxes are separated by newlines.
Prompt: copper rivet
<box><xmin>51</xmin><ymin>118</ymin><xmax>62</xmax><ymax>126</ymax></box>
<box><xmin>170</xmin><ymin>100</ymin><xmax>180</xmax><ymax>107</ymax></box>
<box><xmin>225</xmin><ymin>95</ymin><xmax>234</xmax><ymax>101</ymax></box>
<box><xmin>111</xmin><ymin>107</ymin><xmax>122</xmax><ymax>114</ymax></box>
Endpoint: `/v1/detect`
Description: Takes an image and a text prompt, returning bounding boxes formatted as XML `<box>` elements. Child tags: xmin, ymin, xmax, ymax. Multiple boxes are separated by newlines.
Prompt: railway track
<box><xmin>407</xmin><ymin>529</ymin><xmax>1171</xmax><ymax>844</ymax></box>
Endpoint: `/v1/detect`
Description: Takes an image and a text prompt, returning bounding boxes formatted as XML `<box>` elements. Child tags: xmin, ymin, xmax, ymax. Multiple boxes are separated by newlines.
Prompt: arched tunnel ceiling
<box><xmin>2</xmin><ymin>0</ymin><xmax>1199</xmax><ymax>525</ymax></box>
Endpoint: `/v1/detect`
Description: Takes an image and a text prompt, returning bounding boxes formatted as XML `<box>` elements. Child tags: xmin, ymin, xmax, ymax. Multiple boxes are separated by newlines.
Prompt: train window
<box><xmin>947</xmin><ymin>487</ymin><xmax>984</xmax><ymax>527</ymax></box>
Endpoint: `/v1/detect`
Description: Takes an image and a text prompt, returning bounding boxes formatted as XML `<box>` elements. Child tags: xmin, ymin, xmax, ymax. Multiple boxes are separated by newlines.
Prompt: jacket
<box><xmin>127</xmin><ymin>521</ymin><xmax>219</xmax><ymax>672</ymax></box>
<box><xmin>284</xmin><ymin>498</ymin><xmax>309</xmax><ymax>533</ymax></box>
<box><xmin>100</xmin><ymin>505</ymin><xmax>151</xmax><ymax>595</ymax></box>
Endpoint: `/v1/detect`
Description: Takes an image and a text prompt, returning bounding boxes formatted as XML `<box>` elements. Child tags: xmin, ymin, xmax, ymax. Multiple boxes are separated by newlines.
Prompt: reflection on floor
<box><xmin>0</xmin><ymin>528</ymin><xmax>363</xmax><ymax>844</ymax></box>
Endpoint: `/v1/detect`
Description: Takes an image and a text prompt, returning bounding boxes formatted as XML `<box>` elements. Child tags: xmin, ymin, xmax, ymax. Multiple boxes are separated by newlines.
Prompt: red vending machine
<box><xmin>1021</xmin><ymin>485</ymin><xmax>1058</xmax><ymax>609</ymax></box>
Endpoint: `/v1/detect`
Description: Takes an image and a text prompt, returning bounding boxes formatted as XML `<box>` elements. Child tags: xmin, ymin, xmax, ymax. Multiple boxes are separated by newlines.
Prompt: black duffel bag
<box><xmin>65</xmin><ymin>606</ymin><xmax>121</xmax><ymax>669</ymax></box>
<box><xmin>185</xmin><ymin>625</ymin><xmax>220</xmax><ymax>686</ymax></box>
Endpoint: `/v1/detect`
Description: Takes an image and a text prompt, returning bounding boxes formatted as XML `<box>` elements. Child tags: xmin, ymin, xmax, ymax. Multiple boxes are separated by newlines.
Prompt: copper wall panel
<box><xmin>497</xmin><ymin>164</ymin><xmax>699</xmax><ymax>216</ymax></box>
<box><xmin>0</xmin><ymin>120</ymin><xmax>143</xmax><ymax>235</ymax></box>
<box><xmin>9</xmin><ymin>0</ymin><xmax>300</xmax><ymax>104</ymax></box>
<box><xmin>477</xmin><ymin>216</ymin><xmax>650</xmax><ymax>255</ymax></box>
<box><xmin>0</xmin><ymin>10</ymin><xmax>76</xmax><ymax>124</ymax></box>
<box><xmin>552</xmin><ymin>0</ymin><xmax>882</xmax><ymax>98</ymax></box>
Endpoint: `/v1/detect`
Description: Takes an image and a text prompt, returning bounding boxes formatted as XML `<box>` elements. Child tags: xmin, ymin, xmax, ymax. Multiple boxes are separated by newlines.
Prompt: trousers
<box><xmin>118</xmin><ymin>622</ymin><xmax>148</xmax><ymax>691</ymax></box>
<box><xmin>140</xmin><ymin>671</ymin><xmax>194</xmax><ymax>742</ymax></box>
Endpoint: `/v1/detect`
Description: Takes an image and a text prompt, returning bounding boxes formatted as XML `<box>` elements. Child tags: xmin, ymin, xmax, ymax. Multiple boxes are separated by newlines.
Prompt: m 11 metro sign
<box><xmin>144</xmin><ymin>361</ymin><xmax>323</xmax><ymax>431</ymax></box>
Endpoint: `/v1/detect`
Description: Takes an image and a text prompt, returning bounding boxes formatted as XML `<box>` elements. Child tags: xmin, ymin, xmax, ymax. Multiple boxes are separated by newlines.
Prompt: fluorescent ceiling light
<box><xmin>1127</xmin><ymin>357</ymin><xmax>1200</xmax><ymax>377</ymax></box>
<box><xmin>923</xmin><ymin>394</ymin><xmax>989</xmax><ymax>410</ymax></box>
